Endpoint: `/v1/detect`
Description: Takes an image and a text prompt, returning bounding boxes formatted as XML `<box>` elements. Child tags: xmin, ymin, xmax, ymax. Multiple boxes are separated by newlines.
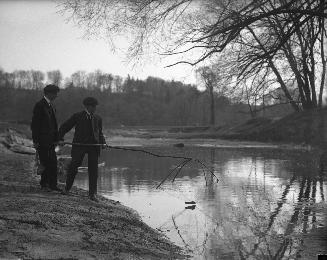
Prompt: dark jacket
<box><xmin>31</xmin><ymin>98</ymin><xmax>59</xmax><ymax>147</ymax></box>
<box><xmin>58</xmin><ymin>111</ymin><xmax>106</xmax><ymax>146</ymax></box>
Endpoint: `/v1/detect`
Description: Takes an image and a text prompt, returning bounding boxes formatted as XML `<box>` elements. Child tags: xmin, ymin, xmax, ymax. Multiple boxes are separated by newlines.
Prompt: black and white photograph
<box><xmin>0</xmin><ymin>0</ymin><xmax>327</xmax><ymax>259</ymax></box>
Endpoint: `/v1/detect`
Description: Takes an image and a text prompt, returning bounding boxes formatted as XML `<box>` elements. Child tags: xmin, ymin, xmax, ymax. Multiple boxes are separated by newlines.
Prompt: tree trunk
<box><xmin>248</xmin><ymin>26</ymin><xmax>300</xmax><ymax>112</ymax></box>
<box><xmin>319</xmin><ymin>15</ymin><xmax>326</xmax><ymax>107</ymax></box>
<box><xmin>209</xmin><ymin>86</ymin><xmax>215</xmax><ymax>125</ymax></box>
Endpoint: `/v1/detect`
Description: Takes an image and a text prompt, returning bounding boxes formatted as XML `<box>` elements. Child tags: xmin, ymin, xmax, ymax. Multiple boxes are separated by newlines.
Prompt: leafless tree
<box><xmin>196</xmin><ymin>66</ymin><xmax>218</xmax><ymax>125</ymax></box>
<box><xmin>47</xmin><ymin>70</ymin><xmax>63</xmax><ymax>86</ymax></box>
<box><xmin>59</xmin><ymin>0</ymin><xmax>327</xmax><ymax>111</ymax></box>
<box><xmin>71</xmin><ymin>70</ymin><xmax>87</xmax><ymax>88</ymax></box>
<box><xmin>13</xmin><ymin>70</ymin><xmax>32</xmax><ymax>89</ymax></box>
<box><xmin>31</xmin><ymin>70</ymin><xmax>45</xmax><ymax>90</ymax></box>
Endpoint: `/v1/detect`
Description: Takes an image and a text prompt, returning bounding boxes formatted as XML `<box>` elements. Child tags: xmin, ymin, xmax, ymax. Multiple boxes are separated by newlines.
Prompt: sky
<box><xmin>0</xmin><ymin>0</ymin><xmax>197</xmax><ymax>84</ymax></box>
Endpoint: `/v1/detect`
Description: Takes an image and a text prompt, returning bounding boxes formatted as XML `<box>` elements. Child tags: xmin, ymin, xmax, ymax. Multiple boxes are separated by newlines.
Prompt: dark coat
<box><xmin>58</xmin><ymin>111</ymin><xmax>106</xmax><ymax>147</ymax></box>
<box><xmin>31</xmin><ymin>98</ymin><xmax>59</xmax><ymax>147</ymax></box>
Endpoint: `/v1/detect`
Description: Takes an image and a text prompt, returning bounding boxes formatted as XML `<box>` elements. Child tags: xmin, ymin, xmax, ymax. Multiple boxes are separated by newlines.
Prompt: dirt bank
<box><xmin>0</xmin><ymin>139</ymin><xmax>185</xmax><ymax>259</ymax></box>
<box><xmin>168</xmin><ymin>108</ymin><xmax>327</xmax><ymax>147</ymax></box>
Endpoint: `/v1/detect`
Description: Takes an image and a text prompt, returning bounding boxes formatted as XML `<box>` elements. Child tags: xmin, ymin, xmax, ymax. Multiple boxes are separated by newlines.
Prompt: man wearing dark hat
<box><xmin>31</xmin><ymin>84</ymin><xmax>61</xmax><ymax>191</ymax></box>
<box><xmin>58</xmin><ymin>97</ymin><xmax>106</xmax><ymax>201</ymax></box>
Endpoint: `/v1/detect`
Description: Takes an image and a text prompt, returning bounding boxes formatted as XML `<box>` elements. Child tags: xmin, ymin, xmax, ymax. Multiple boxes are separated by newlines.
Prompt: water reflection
<box><xmin>73</xmin><ymin>147</ymin><xmax>327</xmax><ymax>259</ymax></box>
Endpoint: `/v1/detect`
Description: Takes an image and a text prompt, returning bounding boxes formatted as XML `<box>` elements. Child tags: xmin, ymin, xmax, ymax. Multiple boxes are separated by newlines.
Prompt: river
<box><xmin>72</xmin><ymin>138</ymin><xmax>327</xmax><ymax>259</ymax></box>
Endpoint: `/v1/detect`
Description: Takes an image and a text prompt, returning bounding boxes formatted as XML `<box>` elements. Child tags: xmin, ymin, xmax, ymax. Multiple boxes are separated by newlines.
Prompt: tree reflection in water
<box><xmin>73</xmin><ymin>147</ymin><xmax>327</xmax><ymax>259</ymax></box>
<box><xmin>188</xmin><ymin>149</ymin><xmax>326</xmax><ymax>259</ymax></box>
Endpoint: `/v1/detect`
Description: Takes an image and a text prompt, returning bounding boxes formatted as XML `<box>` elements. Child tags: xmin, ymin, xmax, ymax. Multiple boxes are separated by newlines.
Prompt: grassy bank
<box><xmin>168</xmin><ymin>108</ymin><xmax>327</xmax><ymax>147</ymax></box>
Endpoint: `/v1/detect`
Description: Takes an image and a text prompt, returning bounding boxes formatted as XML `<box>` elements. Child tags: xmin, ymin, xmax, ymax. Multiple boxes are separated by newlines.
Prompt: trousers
<box><xmin>66</xmin><ymin>146</ymin><xmax>99</xmax><ymax>196</ymax></box>
<box><xmin>37</xmin><ymin>145</ymin><xmax>58</xmax><ymax>188</ymax></box>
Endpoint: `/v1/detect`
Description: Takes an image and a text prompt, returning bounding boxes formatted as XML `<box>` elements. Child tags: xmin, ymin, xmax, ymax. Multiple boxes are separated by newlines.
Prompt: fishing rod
<box><xmin>60</xmin><ymin>141</ymin><xmax>219</xmax><ymax>188</ymax></box>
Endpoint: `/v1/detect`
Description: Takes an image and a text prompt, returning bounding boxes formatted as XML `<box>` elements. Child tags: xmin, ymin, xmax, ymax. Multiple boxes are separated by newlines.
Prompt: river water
<box><xmin>72</xmin><ymin>141</ymin><xmax>327</xmax><ymax>259</ymax></box>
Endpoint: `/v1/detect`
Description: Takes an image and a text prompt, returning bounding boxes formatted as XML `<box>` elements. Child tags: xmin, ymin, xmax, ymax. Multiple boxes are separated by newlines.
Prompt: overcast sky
<box><xmin>0</xmin><ymin>0</ymin><xmax>197</xmax><ymax>84</ymax></box>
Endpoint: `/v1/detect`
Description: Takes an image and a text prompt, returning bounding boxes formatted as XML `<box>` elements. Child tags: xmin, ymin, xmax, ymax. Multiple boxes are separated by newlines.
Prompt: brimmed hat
<box><xmin>83</xmin><ymin>97</ymin><xmax>98</xmax><ymax>106</ymax></box>
<box><xmin>44</xmin><ymin>84</ymin><xmax>60</xmax><ymax>94</ymax></box>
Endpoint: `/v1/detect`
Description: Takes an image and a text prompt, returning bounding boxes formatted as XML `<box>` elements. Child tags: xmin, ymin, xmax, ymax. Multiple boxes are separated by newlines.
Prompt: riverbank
<box><xmin>110</xmin><ymin>109</ymin><xmax>326</xmax><ymax>149</ymax></box>
<box><xmin>0</xmin><ymin>133</ymin><xmax>185</xmax><ymax>259</ymax></box>
<box><xmin>167</xmin><ymin>108</ymin><xmax>327</xmax><ymax>147</ymax></box>
<box><xmin>4</xmin><ymin>108</ymin><xmax>327</xmax><ymax>148</ymax></box>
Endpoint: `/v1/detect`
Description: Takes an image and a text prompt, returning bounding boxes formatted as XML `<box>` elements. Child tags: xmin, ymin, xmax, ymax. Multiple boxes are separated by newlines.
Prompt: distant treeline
<box><xmin>0</xmin><ymin>68</ymin><xmax>292</xmax><ymax>127</ymax></box>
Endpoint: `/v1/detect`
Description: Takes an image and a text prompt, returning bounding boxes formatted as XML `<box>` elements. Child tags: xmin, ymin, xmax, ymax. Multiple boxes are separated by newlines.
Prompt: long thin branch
<box><xmin>172</xmin><ymin>159</ymin><xmax>192</xmax><ymax>183</ymax></box>
<box><xmin>198</xmin><ymin>3</ymin><xmax>327</xmax><ymax>43</ymax></box>
<box><xmin>62</xmin><ymin>141</ymin><xmax>219</xmax><ymax>187</ymax></box>
<box><xmin>156</xmin><ymin>159</ymin><xmax>190</xmax><ymax>189</ymax></box>
<box><xmin>63</xmin><ymin>142</ymin><xmax>193</xmax><ymax>160</ymax></box>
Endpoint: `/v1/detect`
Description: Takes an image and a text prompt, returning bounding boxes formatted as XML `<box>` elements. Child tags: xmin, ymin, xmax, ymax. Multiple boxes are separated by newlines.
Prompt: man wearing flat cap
<box><xmin>58</xmin><ymin>97</ymin><xmax>106</xmax><ymax>201</ymax></box>
<box><xmin>31</xmin><ymin>84</ymin><xmax>61</xmax><ymax>192</ymax></box>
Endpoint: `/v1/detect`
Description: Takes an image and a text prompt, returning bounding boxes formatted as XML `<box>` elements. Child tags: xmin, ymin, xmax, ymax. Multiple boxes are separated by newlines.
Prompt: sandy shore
<box><xmin>0</xmin><ymin>139</ymin><xmax>185</xmax><ymax>259</ymax></box>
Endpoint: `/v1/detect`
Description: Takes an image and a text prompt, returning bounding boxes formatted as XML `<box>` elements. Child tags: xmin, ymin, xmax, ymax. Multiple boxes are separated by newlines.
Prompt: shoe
<box><xmin>61</xmin><ymin>189</ymin><xmax>69</xmax><ymax>195</ymax></box>
<box><xmin>50</xmin><ymin>186</ymin><xmax>62</xmax><ymax>192</ymax></box>
<box><xmin>89</xmin><ymin>195</ymin><xmax>98</xmax><ymax>202</ymax></box>
<box><xmin>41</xmin><ymin>186</ymin><xmax>51</xmax><ymax>192</ymax></box>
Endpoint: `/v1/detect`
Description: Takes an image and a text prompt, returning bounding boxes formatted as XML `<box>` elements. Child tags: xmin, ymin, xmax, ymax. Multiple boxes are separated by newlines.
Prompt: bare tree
<box><xmin>60</xmin><ymin>0</ymin><xmax>327</xmax><ymax>111</ymax></box>
<box><xmin>47</xmin><ymin>70</ymin><xmax>63</xmax><ymax>86</ymax></box>
<box><xmin>31</xmin><ymin>70</ymin><xmax>45</xmax><ymax>90</ymax></box>
<box><xmin>113</xmin><ymin>75</ymin><xmax>123</xmax><ymax>93</ymax></box>
<box><xmin>196</xmin><ymin>66</ymin><xmax>218</xmax><ymax>125</ymax></box>
<box><xmin>102</xmin><ymin>73</ymin><xmax>113</xmax><ymax>92</ymax></box>
<box><xmin>13</xmin><ymin>70</ymin><xmax>32</xmax><ymax>89</ymax></box>
<box><xmin>71</xmin><ymin>70</ymin><xmax>87</xmax><ymax>88</ymax></box>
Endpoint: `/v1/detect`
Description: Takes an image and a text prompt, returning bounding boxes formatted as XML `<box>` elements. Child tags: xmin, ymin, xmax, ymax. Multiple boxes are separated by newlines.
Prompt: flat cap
<box><xmin>44</xmin><ymin>84</ymin><xmax>60</xmax><ymax>93</ymax></box>
<box><xmin>83</xmin><ymin>97</ymin><xmax>98</xmax><ymax>106</ymax></box>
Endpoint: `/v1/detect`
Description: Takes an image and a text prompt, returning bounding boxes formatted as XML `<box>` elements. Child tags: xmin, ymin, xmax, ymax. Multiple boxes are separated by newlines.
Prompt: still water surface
<box><xmin>73</xmin><ymin>145</ymin><xmax>327</xmax><ymax>259</ymax></box>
